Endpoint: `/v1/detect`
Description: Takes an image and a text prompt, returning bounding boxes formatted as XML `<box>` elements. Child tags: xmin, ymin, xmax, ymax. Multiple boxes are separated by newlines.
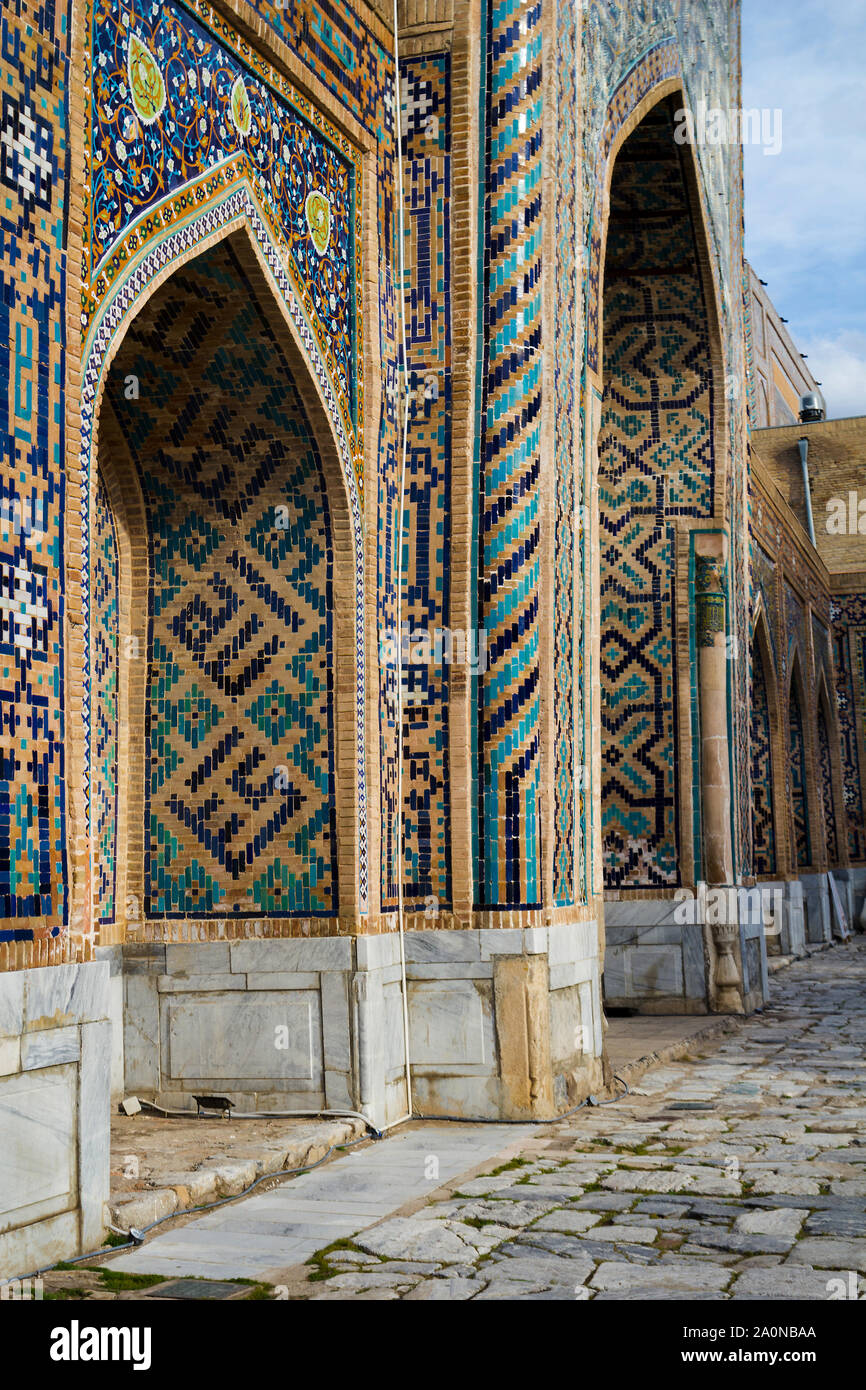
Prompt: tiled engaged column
<box><xmin>695</xmin><ymin>540</ymin><xmax>740</xmax><ymax>1010</ymax></box>
<box><xmin>477</xmin><ymin>0</ymin><xmax>544</xmax><ymax>908</ymax></box>
<box><xmin>695</xmin><ymin>544</ymin><xmax>734</xmax><ymax>887</ymax></box>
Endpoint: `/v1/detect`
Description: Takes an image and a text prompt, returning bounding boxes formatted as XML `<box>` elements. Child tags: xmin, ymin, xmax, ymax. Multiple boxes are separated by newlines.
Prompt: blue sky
<box><xmin>742</xmin><ymin>0</ymin><xmax>866</xmax><ymax>418</ymax></box>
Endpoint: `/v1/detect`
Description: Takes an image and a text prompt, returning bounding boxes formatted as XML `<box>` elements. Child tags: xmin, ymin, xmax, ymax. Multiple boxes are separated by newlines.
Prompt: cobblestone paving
<box><xmin>303</xmin><ymin>941</ymin><xmax>866</xmax><ymax>1301</ymax></box>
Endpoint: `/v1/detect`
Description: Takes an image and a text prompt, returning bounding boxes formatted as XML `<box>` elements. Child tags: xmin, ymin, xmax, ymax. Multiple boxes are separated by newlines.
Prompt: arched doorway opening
<box><xmin>90</xmin><ymin>230</ymin><xmax>354</xmax><ymax>936</ymax></box>
<box><xmin>596</xmin><ymin>91</ymin><xmax>728</xmax><ymax>1015</ymax></box>
<box><xmin>598</xmin><ymin>95</ymin><xmax>721</xmax><ymax>895</ymax></box>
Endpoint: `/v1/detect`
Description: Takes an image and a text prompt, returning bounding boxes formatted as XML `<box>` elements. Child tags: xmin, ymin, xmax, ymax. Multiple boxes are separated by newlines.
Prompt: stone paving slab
<box><xmin>96</xmin><ymin>939</ymin><xmax>866</xmax><ymax>1299</ymax></box>
<box><xmin>291</xmin><ymin>939</ymin><xmax>866</xmax><ymax>1302</ymax></box>
<box><xmin>102</xmin><ymin>1124</ymin><xmax>533</xmax><ymax>1280</ymax></box>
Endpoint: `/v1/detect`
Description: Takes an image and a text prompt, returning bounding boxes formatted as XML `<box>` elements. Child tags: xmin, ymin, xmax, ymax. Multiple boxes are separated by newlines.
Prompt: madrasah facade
<box><xmin>0</xmin><ymin>0</ymin><xmax>864</xmax><ymax>1275</ymax></box>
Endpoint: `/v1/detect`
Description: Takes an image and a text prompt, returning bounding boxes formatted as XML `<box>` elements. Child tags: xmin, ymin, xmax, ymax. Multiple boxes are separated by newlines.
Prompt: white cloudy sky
<box><xmin>742</xmin><ymin>0</ymin><xmax>866</xmax><ymax>418</ymax></box>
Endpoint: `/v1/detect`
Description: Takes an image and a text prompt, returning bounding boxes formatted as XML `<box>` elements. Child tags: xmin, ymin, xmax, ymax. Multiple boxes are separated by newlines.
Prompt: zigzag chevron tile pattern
<box><xmin>832</xmin><ymin>597</ymin><xmax>866</xmax><ymax>862</ymax></box>
<box><xmin>102</xmin><ymin>240</ymin><xmax>337</xmax><ymax>918</ymax></box>
<box><xmin>817</xmin><ymin>702</ymin><xmax>838</xmax><ymax>865</ymax></box>
<box><xmin>749</xmin><ymin>643</ymin><xmax>776</xmax><ymax>877</ymax></box>
<box><xmin>789</xmin><ymin>683</ymin><xmax>811</xmax><ymax>870</ymax></box>
<box><xmin>477</xmin><ymin>0</ymin><xmax>544</xmax><ymax>908</ymax></box>
<box><xmin>92</xmin><ymin>477</ymin><xmax>119</xmax><ymax>924</ymax></box>
<box><xmin>553</xmin><ymin>0</ymin><xmax>579</xmax><ymax>907</ymax></box>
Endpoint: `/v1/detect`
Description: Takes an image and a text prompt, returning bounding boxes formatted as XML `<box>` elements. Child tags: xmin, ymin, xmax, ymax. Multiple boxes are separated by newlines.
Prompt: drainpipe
<box><xmin>797</xmin><ymin>437</ymin><xmax>817</xmax><ymax>547</ymax></box>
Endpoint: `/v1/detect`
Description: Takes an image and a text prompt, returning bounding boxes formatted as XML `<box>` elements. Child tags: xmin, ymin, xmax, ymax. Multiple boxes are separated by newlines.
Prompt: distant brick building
<box><xmin>0</xmin><ymin>0</ymin><xmax>863</xmax><ymax>1277</ymax></box>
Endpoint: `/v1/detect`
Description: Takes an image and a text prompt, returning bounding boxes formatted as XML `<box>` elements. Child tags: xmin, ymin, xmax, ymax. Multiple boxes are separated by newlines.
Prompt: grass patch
<box><xmin>305</xmin><ymin>1238</ymin><xmax>368</xmax><ymax>1283</ymax></box>
<box><xmin>80</xmin><ymin>1269</ymin><xmax>165</xmax><ymax>1292</ymax></box>
<box><xmin>486</xmin><ymin>1156</ymin><xmax>531</xmax><ymax>1177</ymax></box>
<box><xmin>45</xmin><ymin>1288</ymin><xmax>91</xmax><ymax>1300</ymax></box>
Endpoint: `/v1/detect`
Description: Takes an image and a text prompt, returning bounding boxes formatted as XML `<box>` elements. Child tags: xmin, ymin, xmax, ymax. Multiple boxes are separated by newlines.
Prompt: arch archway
<box><xmin>88</xmin><ymin>226</ymin><xmax>360</xmax><ymax>934</ymax></box>
<box><xmin>597</xmin><ymin>92</ymin><xmax>727</xmax><ymax>892</ymax></box>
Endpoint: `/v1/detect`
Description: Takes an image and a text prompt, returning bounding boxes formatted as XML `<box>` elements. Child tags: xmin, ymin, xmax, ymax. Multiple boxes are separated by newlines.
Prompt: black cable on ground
<box><xmin>12</xmin><ymin>1134</ymin><xmax>369</xmax><ymax>1285</ymax></box>
<box><xmin>11</xmin><ymin>1075</ymin><xmax>631</xmax><ymax>1284</ymax></box>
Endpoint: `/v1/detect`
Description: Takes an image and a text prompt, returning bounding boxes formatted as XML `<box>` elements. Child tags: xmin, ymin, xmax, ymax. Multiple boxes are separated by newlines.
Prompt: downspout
<box><xmin>798</xmin><ymin>436</ymin><xmax>817</xmax><ymax>547</ymax></box>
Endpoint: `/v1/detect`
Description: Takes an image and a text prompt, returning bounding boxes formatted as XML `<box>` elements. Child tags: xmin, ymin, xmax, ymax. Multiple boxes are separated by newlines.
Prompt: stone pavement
<box><xmin>297</xmin><ymin>939</ymin><xmax>866</xmax><ymax>1300</ymax></box>
<box><xmin>101</xmin><ymin>1123</ymin><xmax>533</xmax><ymax>1282</ymax></box>
<box><xmin>93</xmin><ymin>939</ymin><xmax>866</xmax><ymax>1299</ymax></box>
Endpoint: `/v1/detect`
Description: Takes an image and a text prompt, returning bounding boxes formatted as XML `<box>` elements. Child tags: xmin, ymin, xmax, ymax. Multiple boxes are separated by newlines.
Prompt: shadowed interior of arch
<box><xmin>599</xmin><ymin>96</ymin><xmax>717</xmax><ymax>891</ymax></box>
<box><xmin>91</xmin><ymin>236</ymin><xmax>340</xmax><ymax>924</ymax></box>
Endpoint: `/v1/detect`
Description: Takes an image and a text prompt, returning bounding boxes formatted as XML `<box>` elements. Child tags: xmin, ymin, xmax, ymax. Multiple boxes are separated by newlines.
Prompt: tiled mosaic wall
<box><xmin>86</xmin><ymin>0</ymin><xmax>362</xmax><ymax>443</ymax></box>
<box><xmin>832</xmin><ymin>595</ymin><xmax>866</xmax><ymax>863</ymax></box>
<box><xmin>0</xmin><ymin>0</ymin><xmax>68</xmax><ymax>943</ymax></box>
<box><xmin>584</xmin><ymin>1</ymin><xmax>751</xmax><ymax>884</ymax></box>
<box><xmin>101</xmin><ymin>240</ymin><xmax>338</xmax><ymax>919</ymax></box>
<box><xmin>598</xmin><ymin>102</ymin><xmax>715</xmax><ymax>890</ymax></box>
<box><xmin>2</xmin><ymin>0</ymin><xmax>775</xmax><ymax>954</ymax></box>
<box><xmin>749</xmin><ymin>494</ymin><xmax>857</xmax><ymax>878</ymax></box>
<box><xmin>789</xmin><ymin>682</ymin><xmax>811</xmax><ymax>870</ymax></box>
<box><xmin>816</xmin><ymin>702</ymin><xmax>838</xmax><ymax>866</ymax></box>
<box><xmin>553</xmin><ymin>0</ymin><xmax>580</xmax><ymax>906</ymax></box>
<box><xmin>475</xmin><ymin>0</ymin><xmax>544</xmax><ymax>909</ymax></box>
<box><xmin>397</xmin><ymin>52</ymin><xmax>452</xmax><ymax>911</ymax></box>
<box><xmin>78</xmin><ymin>0</ymin><xmax>401</xmax><ymax>921</ymax></box>
<box><xmin>749</xmin><ymin>641</ymin><xmax>776</xmax><ymax>876</ymax></box>
<box><xmin>92</xmin><ymin>475</ymin><xmax>118</xmax><ymax>924</ymax></box>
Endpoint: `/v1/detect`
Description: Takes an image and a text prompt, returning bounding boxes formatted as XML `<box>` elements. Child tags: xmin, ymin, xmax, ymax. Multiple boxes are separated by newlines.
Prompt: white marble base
<box><xmin>801</xmin><ymin>873</ymin><xmax>832</xmax><ymax>945</ymax></box>
<box><xmin>602</xmin><ymin>890</ymin><xmax>770</xmax><ymax>1016</ymax></box>
<box><xmin>0</xmin><ymin>962</ymin><xmax>111</xmax><ymax>1281</ymax></box>
<box><xmin>122</xmin><ymin>922</ymin><xmax>603</xmax><ymax>1127</ymax></box>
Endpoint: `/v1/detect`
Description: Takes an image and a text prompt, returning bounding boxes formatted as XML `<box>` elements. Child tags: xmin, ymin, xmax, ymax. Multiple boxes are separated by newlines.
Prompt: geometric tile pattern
<box><xmin>87</xmin><ymin>0</ymin><xmax>361</xmax><ymax>449</ymax></box>
<box><xmin>243</xmin><ymin>0</ymin><xmax>395</xmax><ymax>134</ymax></box>
<box><xmin>749</xmin><ymin>640</ymin><xmax>776</xmax><ymax>877</ymax></box>
<box><xmin>553</xmin><ymin>0</ymin><xmax>579</xmax><ymax>906</ymax></box>
<box><xmin>0</xmin><ymin>3</ymin><xmax>68</xmax><ymax>936</ymax></box>
<box><xmin>599</xmin><ymin>102</ymin><xmax>715</xmax><ymax>889</ymax></box>
<box><xmin>583</xmin><ymin>3</ymin><xmax>751</xmax><ymax>882</ymax></box>
<box><xmin>397</xmin><ymin>53</ymin><xmax>452</xmax><ymax>910</ymax></box>
<box><xmin>92</xmin><ymin>476</ymin><xmax>118</xmax><ymax>924</ymax></box>
<box><xmin>3</xmin><ymin>0</ymin><xmax>817</xmax><ymax>945</ymax></box>
<box><xmin>832</xmin><ymin>595</ymin><xmax>866</xmax><ymax>863</ymax></box>
<box><xmin>788</xmin><ymin>682</ymin><xmax>811</xmax><ymax>870</ymax></box>
<box><xmin>106</xmin><ymin>240</ymin><xmax>337</xmax><ymax>917</ymax></box>
<box><xmin>784</xmin><ymin>581</ymin><xmax>807</xmax><ymax>673</ymax></box>
<box><xmin>816</xmin><ymin>701</ymin><xmax>838</xmax><ymax>866</ymax></box>
<box><xmin>476</xmin><ymin>0</ymin><xmax>544</xmax><ymax>907</ymax></box>
<box><xmin>750</xmin><ymin>540</ymin><xmax>777</xmax><ymax>665</ymax></box>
